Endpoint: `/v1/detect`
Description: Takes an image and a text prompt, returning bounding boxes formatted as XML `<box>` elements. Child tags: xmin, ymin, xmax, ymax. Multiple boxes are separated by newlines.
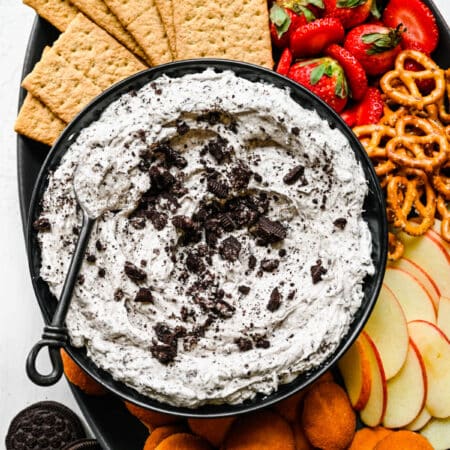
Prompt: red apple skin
<box><xmin>359</xmin><ymin>331</ymin><xmax>388</xmax><ymax>427</ymax></box>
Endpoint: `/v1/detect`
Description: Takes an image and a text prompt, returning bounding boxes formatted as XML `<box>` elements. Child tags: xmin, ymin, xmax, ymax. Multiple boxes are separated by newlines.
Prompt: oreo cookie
<box><xmin>62</xmin><ymin>439</ymin><xmax>102</xmax><ymax>450</ymax></box>
<box><xmin>6</xmin><ymin>401</ymin><xmax>86</xmax><ymax>450</ymax></box>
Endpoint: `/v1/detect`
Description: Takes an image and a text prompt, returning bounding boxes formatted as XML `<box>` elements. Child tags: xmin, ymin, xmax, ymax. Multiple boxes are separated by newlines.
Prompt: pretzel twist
<box><xmin>437</xmin><ymin>195</ymin><xmax>450</xmax><ymax>242</ymax></box>
<box><xmin>380</xmin><ymin>50</ymin><xmax>445</xmax><ymax>109</ymax></box>
<box><xmin>388</xmin><ymin>232</ymin><xmax>404</xmax><ymax>261</ymax></box>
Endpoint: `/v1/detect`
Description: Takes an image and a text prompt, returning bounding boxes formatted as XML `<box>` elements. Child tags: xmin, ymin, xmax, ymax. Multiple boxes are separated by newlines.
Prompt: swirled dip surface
<box><xmin>37</xmin><ymin>69</ymin><xmax>374</xmax><ymax>407</ymax></box>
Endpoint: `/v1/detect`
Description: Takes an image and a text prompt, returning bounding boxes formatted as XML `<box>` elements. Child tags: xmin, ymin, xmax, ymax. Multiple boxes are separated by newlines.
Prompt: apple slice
<box><xmin>359</xmin><ymin>331</ymin><xmax>387</xmax><ymax>427</ymax></box>
<box><xmin>429</xmin><ymin>220</ymin><xmax>449</xmax><ymax>257</ymax></box>
<box><xmin>406</xmin><ymin>407</ymin><xmax>432</xmax><ymax>431</ymax></box>
<box><xmin>383</xmin><ymin>267</ymin><xmax>436</xmax><ymax>324</ymax></box>
<box><xmin>388</xmin><ymin>257</ymin><xmax>440</xmax><ymax>310</ymax></box>
<box><xmin>437</xmin><ymin>296</ymin><xmax>450</xmax><ymax>340</ymax></box>
<box><xmin>364</xmin><ymin>284</ymin><xmax>409</xmax><ymax>379</ymax></box>
<box><xmin>382</xmin><ymin>340</ymin><xmax>427</xmax><ymax>428</ymax></box>
<box><xmin>420</xmin><ymin>417</ymin><xmax>450</xmax><ymax>450</ymax></box>
<box><xmin>338</xmin><ymin>337</ymin><xmax>371</xmax><ymax>411</ymax></box>
<box><xmin>399</xmin><ymin>231</ymin><xmax>450</xmax><ymax>298</ymax></box>
<box><xmin>408</xmin><ymin>320</ymin><xmax>450</xmax><ymax>418</ymax></box>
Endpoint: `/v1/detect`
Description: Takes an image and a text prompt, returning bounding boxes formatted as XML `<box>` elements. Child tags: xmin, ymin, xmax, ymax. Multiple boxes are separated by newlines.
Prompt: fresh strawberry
<box><xmin>289</xmin><ymin>17</ymin><xmax>345</xmax><ymax>58</ymax></box>
<box><xmin>354</xmin><ymin>87</ymin><xmax>383</xmax><ymax>125</ymax></box>
<box><xmin>404</xmin><ymin>59</ymin><xmax>436</xmax><ymax>95</ymax></box>
<box><xmin>323</xmin><ymin>0</ymin><xmax>372</xmax><ymax>29</ymax></box>
<box><xmin>270</xmin><ymin>4</ymin><xmax>308</xmax><ymax>48</ymax></box>
<box><xmin>288</xmin><ymin>57</ymin><xmax>348</xmax><ymax>112</ymax></box>
<box><xmin>340</xmin><ymin>107</ymin><xmax>358</xmax><ymax>127</ymax></box>
<box><xmin>383</xmin><ymin>0</ymin><xmax>439</xmax><ymax>54</ymax></box>
<box><xmin>276</xmin><ymin>47</ymin><xmax>293</xmax><ymax>76</ymax></box>
<box><xmin>324</xmin><ymin>44</ymin><xmax>367</xmax><ymax>101</ymax></box>
<box><xmin>344</xmin><ymin>23</ymin><xmax>404</xmax><ymax>76</ymax></box>
<box><xmin>280</xmin><ymin>0</ymin><xmax>325</xmax><ymax>21</ymax></box>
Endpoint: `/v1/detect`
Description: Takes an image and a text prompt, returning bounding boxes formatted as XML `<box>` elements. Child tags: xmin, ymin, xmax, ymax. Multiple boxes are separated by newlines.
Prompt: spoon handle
<box><xmin>27</xmin><ymin>211</ymin><xmax>95</xmax><ymax>386</ymax></box>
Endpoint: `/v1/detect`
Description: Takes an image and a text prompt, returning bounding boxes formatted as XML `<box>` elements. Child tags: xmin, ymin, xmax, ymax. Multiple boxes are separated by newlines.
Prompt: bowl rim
<box><xmin>26</xmin><ymin>58</ymin><xmax>388</xmax><ymax>418</ymax></box>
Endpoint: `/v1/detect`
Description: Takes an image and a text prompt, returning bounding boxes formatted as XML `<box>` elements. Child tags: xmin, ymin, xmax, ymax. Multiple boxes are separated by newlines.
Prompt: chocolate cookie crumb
<box><xmin>213</xmin><ymin>299</ymin><xmax>235</xmax><ymax>318</ymax></box>
<box><xmin>238</xmin><ymin>285</ymin><xmax>250</xmax><ymax>295</ymax></box>
<box><xmin>254</xmin><ymin>217</ymin><xmax>287</xmax><ymax>243</ymax></box>
<box><xmin>267</xmin><ymin>287</ymin><xmax>281</xmax><ymax>311</ymax></box>
<box><xmin>147</xmin><ymin>210</ymin><xmax>168</xmax><ymax>230</ymax></box>
<box><xmin>135</xmin><ymin>287</ymin><xmax>153</xmax><ymax>302</ymax></box>
<box><xmin>278</xmin><ymin>248</ymin><xmax>287</xmax><ymax>257</ymax></box>
<box><xmin>260</xmin><ymin>258</ymin><xmax>280</xmax><ymax>272</ymax></box>
<box><xmin>234</xmin><ymin>337</ymin><xmax>253</xmax><ymax>352</ymax></box>
<box><xmin>255</xmin><ymin>337</ymin><xmax>270</xmax><ymax>349</ymax></box>
<box><xmin>130</xmin><ymin>216</ymin><xmax>146</xmax><ymax>229</ymax></box>
<box><xmin>186</xmin><ymin>252</ymin><xmax>205</xmax><ymax>273</ymax></box>
<box><xmin>86</xmin><ymin>254</ymin><xmax>96</xmax><ymax>263</ymax></box>
<box><xmin>287</xmin><ymin>290</ymin><xmax>296</xmax><ymax>300</ymax></box>
<box><xmin>77</xmin><ymin>274</ymin><xmax>85</xmax><ymax>285</ymax></box>
<box><xmin>124</xmin><ymin>261</ymin><xmax>147</xmax><ymax>283</ymax></box>
<box><xmin>150</xmin><ymin>344</ymin><xmax>176</xmax><ymax>364</ymax></box>
<box><xmin>207</xmin><ymin>177</ymin><xmax>229</xmax><ymax>199</ymax></box>
<box><xmin>114</xmin><ymin>289</ymin><xmax>124</xmax><ymax>301</ymax></box>
<box><xmin>311</xmin><ymin>259</ymin><xmax>327</xmax><ymax>284</ymax></box>
<box><xmin>219</xmin><ymin>236</ymin><xmax>241</xmax><ymax>262</ymax></box>
<box><xmin>248</xmin><ymin>255</ymin><xmax>257</xmax><ymax>270</ymax></box>
<box><xmin>283</xmin><ymin>165</ymin><xmax>305</xmax><ymax>185</ymax></box>
<box><xmin>333</xmin><ymin>218</ymin><xmax>347</xmax><ymax>229</ymax></box>
<box><xmin>176</xmin><ymin>120</ymin><xmax>190</xmax><ymax>135</ymax></box>
<box><xmin>291</xmin><ymin>126</ymin><xmax>300</xmax><ymax>136</ymax></box>
<box><xmin>98</xmin><ymin>268</ymin><xmax>106</xmax><ymax>278</ymax></box>
<box><xmin>95</xmin><ymin>240</ymin><xmax>105</xmax><ymax>251</ymax></box>
<box><xmin>33</xmin><ymin>217</ymin><xmax>51</xmax><ymax>232</ymax></box>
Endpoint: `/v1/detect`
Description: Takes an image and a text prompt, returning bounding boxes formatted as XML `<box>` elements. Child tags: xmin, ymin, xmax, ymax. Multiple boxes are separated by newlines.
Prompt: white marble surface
<box><xmin>1</xmin><ymin>0</ymin><xmax>449</xmax><ymax>446</ymax></box>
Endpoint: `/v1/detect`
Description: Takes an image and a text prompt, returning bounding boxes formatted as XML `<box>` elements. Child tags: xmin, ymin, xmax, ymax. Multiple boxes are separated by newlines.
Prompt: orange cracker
<box><xmin>15</xmin><ymin>93</ymin><xmax>66</xmax><ymax>146</ymax></box>
<box><xmin>60</xmin><ymin>349</ymin><xmax>106</xmax><ymax>396</ymax></box>
<box><xmin>103</xmin><ymin>0</ymin><xmax>173</xmax><ymax>66</ymax></box>
<box><xmin>302</xmin><ymin>381</ymin><xmax>356</xmax><ymax>450</ymax></box>
<box><xmin>69</xmin><ymin>0</ymin><xmax>150</xmax><ymax>64</ymax></box>
<box><xmin>188</xmin><ymin>417</ymin><xmax>235</xmax><ymax>447</ymax></box>
<box><xmin>222</xmin><ymin>410</ymin><xmax>295</xmax><ymax>450</ymax></box>
<box><xmin>154</xmin><ymin>0</ymin><xmax>176</xmax><ymax>57</ymax></box>
<box><xmin>349</xmin><ymin>427</ymin><xmax>394</xmax><ymax>450</ymax></box>
<box><xmin>374</xmin><ymin>430</ymin><xmax>433</xmax><ymax>450</ymax></box>
<box><xmin>124</xmin><ymin>401</ymin><xmax>180</xmax><ymax>430</ymax></box>
<box><xmin>154</xmin><ymin>433</ymin><xmax>212</xmax><ymax>450</ymax></box>
<box><xmin>143</xmin><ymin>425</ymin><xmax>187</xmax><ymax>450</ymax></box>
<box><xmin>172</xmin><ymin>0</ymin><xmax>273</xmax><ymax>68</ymax></box>
<box><xmin>273</xmin><ymin>390</ymin><xmax>305</xmax><ymax>423</ymax></box>
<box><xmin>23</xmin><ymin>0</ymin><xmax>78</xmax><ymax>32</ymax></box>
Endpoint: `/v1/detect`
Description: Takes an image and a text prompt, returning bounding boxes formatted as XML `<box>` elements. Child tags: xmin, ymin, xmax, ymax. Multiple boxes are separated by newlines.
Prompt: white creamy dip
<box><xmin>37</xmin><ymin>69</ymin><xmax>374</xmax><ymax>407</ymax></box>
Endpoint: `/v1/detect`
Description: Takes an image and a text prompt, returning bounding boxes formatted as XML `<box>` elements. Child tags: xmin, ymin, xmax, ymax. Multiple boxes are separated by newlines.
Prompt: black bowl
<box><xmin>27</xmin><ymin>59</ymin><xmax>388</xmax><ymax>418</ymax></box>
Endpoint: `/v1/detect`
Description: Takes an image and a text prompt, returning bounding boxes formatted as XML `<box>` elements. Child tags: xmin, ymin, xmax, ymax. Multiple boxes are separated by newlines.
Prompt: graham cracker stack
<box><xmin>103</xmin><ymin>0</ymin><xmax>173</xmax><ymax>66</ymax></box>
<box><xmin>22</xmin><ymin>14</ymin><xmax>146</xmax><ymax>123</ymax></box>
<box><xmin>69</xmin><ymin>0</ymin><xmax>150</xmax><ymax>63</ymax></box>
<box><xmin>23</xmin><ymin>0</ymin><xmax>78</xmax><ymax>32</ymax></box>
<box><xmin>172</xmin><ymin>0</ymin><xmax>273</xmax><ymax>68</ymax></box>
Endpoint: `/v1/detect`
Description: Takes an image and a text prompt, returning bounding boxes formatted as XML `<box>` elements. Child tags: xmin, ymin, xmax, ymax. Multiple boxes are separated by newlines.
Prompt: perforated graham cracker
<box><xmin>22</xmin><ymin>14</ymin><xmax>146</xmax><ymax>122</ymax></box>
<box><xmin>155</xmin><ymin>0</ymin><xmax>176</xmax><ymax>57</ymax></box>
<box><xmin>15</xmin><ymin>93</ymin><xmax>67</xmax><ymax>146</ymax></box>
<box><xmin>172</xmin><ymin>0</ymin><xmax>273</xmax><ymax>68</ymax></box>
<box><xmin>48</xmin><ymin>14</ymin><xmax>147</xmax><ymax>89</ymax></box>
<box><xmin>103</xmin><ymin>0</ymin><xmax>173</xmax><ymax>66</ymax></box>
<box><xmin>69</xmin><ymin>0</ymin><xmax>150</xmax><ymax>64</ymax></box>
<box><xmin>23</xmin><ymin>0</ymin><xmax>78</xmax><ymax>32</ymax></box>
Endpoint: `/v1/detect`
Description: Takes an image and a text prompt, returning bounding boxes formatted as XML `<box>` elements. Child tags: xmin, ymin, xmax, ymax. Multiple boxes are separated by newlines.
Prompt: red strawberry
<box><xmin>276</xmin><ymin>47</ymin><xmax>293</xmax><ymax>76</ymax></box>
<box><xmin>404</xmin><ymin>59</ymin><xmax>436</xmax><ymax>95</ymax></box>
<box><xmin>383</xmin><ymin>0</ymin><xmax>439</xmax><ymax>54</ymax></box>
<box><xmin>288</xmin><ymin>57</ymin><xmax>348</xmax><ymax>112</ymax></box>
<box><xmin>354</xmin><ymin>87</ymin><xmax>383</xmax><ymax>125</ymax></box>
<box><xmin>324</xmin><ymin>44</ymin><xmax>368</xmax><ymax>101</ymax></box>
<box><xmin>323</xmin><ymin>0</ymin><xmax>372</xmax><ymax>29</ymax></box>
<box><xmin>289</xmin><ymin>17</ymin><xmax>345</xmax><ymax>58</ymax></box>
<box><xmin>280</xmin><ymin>0</ymin><xmax>325</xmax><ymax>21</ymax></box>
<box><xmin>344</xmin><ymin>23</ymin><xmax>404</xmax><ymax>76</ymax></box>
<box><xmin>340</xmin><ymin>107</ymin><xmax>358</xmax><ymax>127</ymax></box>
<box><xmin>270</xmin><ymin>4</ymin><xmax>308</xmax><ymax>48</ymax></box>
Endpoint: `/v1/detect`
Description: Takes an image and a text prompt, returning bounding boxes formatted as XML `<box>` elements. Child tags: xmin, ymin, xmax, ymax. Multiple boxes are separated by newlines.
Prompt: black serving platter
<box><xmin>17</xmin><ymin>2</ymin><xmax>449</xmax><ymax>449</ymax></box>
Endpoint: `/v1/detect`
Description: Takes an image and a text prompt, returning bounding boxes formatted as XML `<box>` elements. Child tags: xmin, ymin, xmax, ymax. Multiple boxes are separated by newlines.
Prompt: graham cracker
<box><xmin>47</xmin><ymin>14</ymin><xmax>147</xmax><ymax>90</ymax></box>
<box><xmin>155</xmin><ymin>0</ymin><xmax>176</xmax><ymax>57</ymax></box>
<box><xmin>103</xmin><ymin>0</ymin><xmax>173</xmax><ymax>66</ymax></box>
<box><xmin>172</xmin><ymin>0</ymin><xmax>273</xmax><ymax>68</ymax></box>
<box><xmin>23</xmin><ymin>0</ymin><xmax>78</xmax><ymax>32</ymax></box>
<box><xmin>15</xmin><ymin>93</ymin><xmax>67</xmax><ymax>146</ymax></box>
<box><xmin>69</xmin><ymin>0</ymin><xmax>150</xmax><ymax>64</ymax></box>
<box><xmin>22</xmin><ymin>14</ymin><xmax>146</xmax><ymax>122</ymax></box>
